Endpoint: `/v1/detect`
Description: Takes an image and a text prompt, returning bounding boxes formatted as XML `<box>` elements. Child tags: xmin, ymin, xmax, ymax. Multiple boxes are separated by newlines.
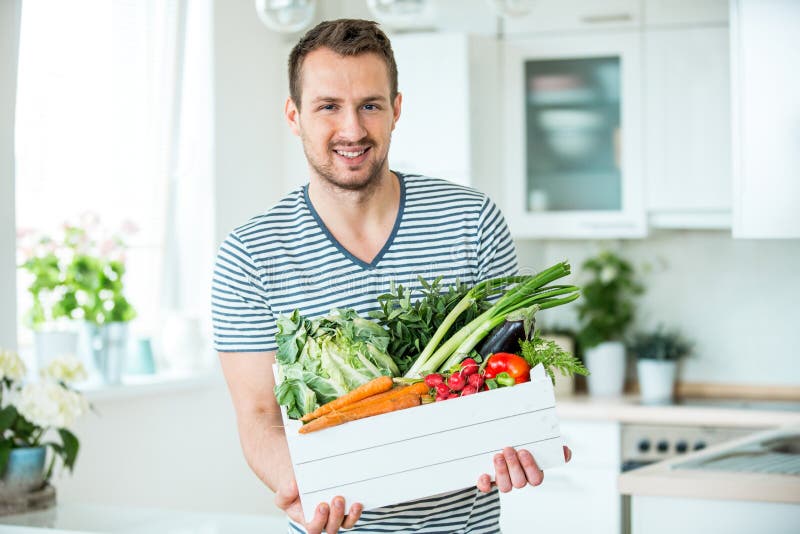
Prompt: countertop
<box><xmin>0</xmin><ymin>503</ymin><xmax>286</xmax><ymax>533</ymax></box>
<box><xmin>554</xmin><ymin>393</ymin><xmax>800</xmax><ymax>428</ymax></box>
<box><xmin>618</xmin><ymin>426</ymin><xmax>800</xmax><ymax>504</ymax></box>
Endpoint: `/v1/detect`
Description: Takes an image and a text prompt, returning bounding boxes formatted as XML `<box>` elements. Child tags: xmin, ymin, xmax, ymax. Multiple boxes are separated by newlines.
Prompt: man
<box><xmin>212</xmin><ymin>19</ymin><xmax>571</xmax><ymax>534</ymax></box>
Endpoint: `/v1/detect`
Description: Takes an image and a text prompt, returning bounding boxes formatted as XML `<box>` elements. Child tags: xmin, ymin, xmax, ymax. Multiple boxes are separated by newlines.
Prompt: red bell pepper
<box><xmin>483</xmin><ymin>352</ymin><xmax>531</xmax><ymax>384</ymax></box>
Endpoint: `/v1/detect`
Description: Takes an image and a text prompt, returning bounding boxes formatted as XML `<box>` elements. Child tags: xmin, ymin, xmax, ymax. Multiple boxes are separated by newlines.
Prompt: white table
<box><xmin>0</xmin><ymin>503</ymin><xmax>287</xmax><ymax>533</ymax></box>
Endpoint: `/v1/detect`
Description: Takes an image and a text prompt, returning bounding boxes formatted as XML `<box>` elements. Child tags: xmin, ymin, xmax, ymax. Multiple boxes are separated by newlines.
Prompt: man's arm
<box><xmin>218</xmin><ymin>351</ymin><xmax>362</xmax><ymax>533</ymax></box>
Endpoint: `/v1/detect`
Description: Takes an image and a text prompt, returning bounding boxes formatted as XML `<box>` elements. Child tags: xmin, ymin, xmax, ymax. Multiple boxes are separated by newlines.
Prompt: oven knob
<box><xmin>637</xmin><ymin>439</ymin><xmax>651</xmax><ymax>453</ymax></box>
<box><xmin>694</xmin><ymin>441</ymin><xmax>707</xmax><ymax>451</ymax></box>
<box><xmin>657</xmin><ymin>440</ymin><xmax>669</xmax><ymax>453</ymax></box>
<box><xmin>676</xmin><ymin>441</ymin><xmax>688</xmax><ymax>453</ymax></box>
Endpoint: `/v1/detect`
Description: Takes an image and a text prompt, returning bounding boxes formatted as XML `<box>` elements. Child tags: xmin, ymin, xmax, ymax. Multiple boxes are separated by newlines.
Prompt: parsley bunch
<box><xmin>520</xmin><ymin>331</ymin><xmax>590</xmax><ymax>385</ymax></box>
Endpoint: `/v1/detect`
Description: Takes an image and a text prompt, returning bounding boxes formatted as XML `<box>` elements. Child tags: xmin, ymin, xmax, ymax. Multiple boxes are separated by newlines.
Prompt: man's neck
<box><xmin>307</xmin><ymin>170</ymin><xmax>401</xmax><ymax>263</ymax></box>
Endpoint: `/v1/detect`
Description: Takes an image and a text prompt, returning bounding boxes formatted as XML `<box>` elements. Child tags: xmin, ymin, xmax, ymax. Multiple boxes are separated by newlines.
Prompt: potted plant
<box><xmin>630</xmin><ymin>327</ymin><xmax>693</xmax><ymax>404</ymax></box>
<box><xmin>18</xmin><ymin>216</ymin><xmax>137</xmax><ymax>382</ymax></box>
<box><xmin>0</xmin><ymin>349</ymin><xmax>89</xmax><ymax>503</ymax></box>
<box><xmin>576</xmin><ymin>250</ymin><xmax>643</xmax><ymax>396</ymax></box>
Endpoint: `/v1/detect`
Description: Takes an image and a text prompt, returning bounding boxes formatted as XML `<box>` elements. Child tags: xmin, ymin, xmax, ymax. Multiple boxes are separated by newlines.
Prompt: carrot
<box><xmin>299</xmin><ymin>375</ymin><xmax>393</xmax><ymax>423</ymax></box>
<box><xmin>337</xmin><ymin>381</ymin><xmax>429</xmax><ymax>414</ymax></box>
<box><xmin>298</xmin><ymin>392</ymin><xmax>421</xmax><ymax>434</ymax></box>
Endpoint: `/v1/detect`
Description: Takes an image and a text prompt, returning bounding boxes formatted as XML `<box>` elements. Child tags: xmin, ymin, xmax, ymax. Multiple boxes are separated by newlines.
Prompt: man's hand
<box><xmin>476</xmin><ymin>445</ymin><xmax>572</xmax><ymax>493</ymax></box>
<box><xmin>275</xmin><ymin>475</ymin><xmax>363</xmax><ymax>534</ymax></box>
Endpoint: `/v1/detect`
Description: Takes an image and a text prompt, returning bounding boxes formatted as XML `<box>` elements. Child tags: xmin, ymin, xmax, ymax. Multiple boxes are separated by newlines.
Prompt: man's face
<box><xmin>285</xmin><ymin>47</ymin><xmax>402</xmax><ymax>191</ymax></box>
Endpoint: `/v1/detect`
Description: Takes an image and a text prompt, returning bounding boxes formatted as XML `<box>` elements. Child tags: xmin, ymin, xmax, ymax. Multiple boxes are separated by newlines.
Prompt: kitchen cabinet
<box><xmin>644</xmin><ymin>26</ymin><xmax>732</xmax><ymax>229</ymax></box>
<box><xmin>730</xmin><ymin>0</ymin><xmax>800</xmax><ymax>238</ymax></box>
<box><xmin>502</xmin><ymin>32</ymin><xmax>646</xmax><ymax>238</ymax></box>
<box><xmin>389</xmin><ymin>32</ymin><xmax>500</xmax><ymax>194</ymax></box>
<box><xmin>501</xmin><ymin>419</ymin><xmax>621</xmax><ymax>534</ymax></box>
<box><xmin>643</xmin><ymin>0</ymin><xmax>728</xmax><ymax>27</ymax></box>
<box><xmin>502</xmin><ymin>0</ymin><xmax>642</xmax><ymax>35</ymax></box>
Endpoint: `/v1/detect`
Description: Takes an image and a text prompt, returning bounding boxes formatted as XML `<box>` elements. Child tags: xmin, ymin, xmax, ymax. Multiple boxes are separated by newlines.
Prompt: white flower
<box><xmin>13</xmin><ymin>381</ymin><xmax>89</xmax><ymax>430</ymax></box>
<box><xmin>40</xmin><ymin>356</ymin><xmax>88</xmax><ymax>384</ymax></box>
<box><xmin>599</xmin><ymin>265</ymin><xmax>618</xmax><ymax>284</ymax></box>
<box><xmin>0</xmin><ymin>349</ymin><xmax>27</xmax><ymax>381</ymax></box>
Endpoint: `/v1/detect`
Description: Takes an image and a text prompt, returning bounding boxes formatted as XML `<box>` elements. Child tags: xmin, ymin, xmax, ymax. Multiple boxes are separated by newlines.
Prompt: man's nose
<box><xmin>338</xmin><ymin>108</ymin><xmax>367</xmax><ymax>141</ymax></box>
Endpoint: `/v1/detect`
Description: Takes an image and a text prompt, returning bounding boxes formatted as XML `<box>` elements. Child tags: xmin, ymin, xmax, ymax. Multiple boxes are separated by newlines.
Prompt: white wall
<box><xmin>521</xmin><ymin>232</ymin><xmax>800</xmax><ymax>386</ymax></box>
<box><xmin>55</xmin><ymin>379</ymin><xmax>283</xmax><ymax>517</ymax></box>
<box><xmin>212</xmin><ymin>0</ymin><xmax>293</xmax><ymax>246</ymax></box>
<box><xmin>0</xmin><ymin>0</ymin><xmax>20</xmax><ymax>351</ymax></box>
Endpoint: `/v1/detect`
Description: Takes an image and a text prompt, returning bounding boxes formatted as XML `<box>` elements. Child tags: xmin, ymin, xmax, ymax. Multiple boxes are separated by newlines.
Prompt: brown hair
<box><xmin>288</xmin><ymin>19</ymin><xmax>398</xmax><ymax>110</ymax></box>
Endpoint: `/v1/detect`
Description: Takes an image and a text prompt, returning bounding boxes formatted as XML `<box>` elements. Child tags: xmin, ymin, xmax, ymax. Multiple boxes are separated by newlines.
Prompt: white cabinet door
<box><xmin>501</xmin><ymin>467</ymin><xmax>621</xmax><ymax>534</ymax></box>
<box><xmin>503</xmin><ymin>32</ymin><xmax>646</xmax><ymax>238</ymax></box>
<box><xmin>730</xmin><ymin>0</ymin><xmax>800</xmax><ymax>238</ymax></box>
<box><xmin>644</xmin><ymin>26</ymin><xmax>732</xmax><ymax>229</ymax></box>
<box><xmin>503</xmin><ymin>0</ymin><xmax>641</xmax><ymax>35</ymax></box>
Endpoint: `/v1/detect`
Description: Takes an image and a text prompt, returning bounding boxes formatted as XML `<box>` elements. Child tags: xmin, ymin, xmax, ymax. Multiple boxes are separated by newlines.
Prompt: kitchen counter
<box><xmin>0</xmin><ymin>503</ymin><xmax>286</xmax><ymax>533</ymax></box>
<box><xmin>618</xmin><ymin>426</ymin><xmax>800</xmax><ymax>504</ymax></box>
<box><xmin>555</xmin><ymin>394</ymin><xmax>800</xmax><ymax>428</ymax></box>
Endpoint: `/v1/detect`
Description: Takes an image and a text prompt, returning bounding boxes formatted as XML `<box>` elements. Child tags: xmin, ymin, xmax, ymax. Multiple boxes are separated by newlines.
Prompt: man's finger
<box><xmin>503</xmin><ymin>447</ymin><xmax>528</xmax><ymax>489</ymax></box>
<box><xmin>341</xmin><ymin>503</ymin><xmax>364</xmax><ymax>529</ymax></box>
<box><xmin>476</xmin><ymin>473</ymin><xmax>493</xmax><ymax>493</ymax></box>
<box><xmin>564</xmin><ymin>445</ymin><xmax>572</xmax><ymax>463</ymax></box>
<box><xmin>325</xmin><ymin>497</ymin><xmax>345</xmax><ymax>534</ymax></box>
<box><xmin>305</xmin><ymin>503</ymin><xmax>330</xmax><ymax>534</ymax></box>
<box><xmin>493</xmin><ymin>453</ymin><xmax>512</xmax><ymax>493</ymax></box>
<box><xmin>519</xmin><ymin>449</ymin><xmax>544</xmax><ymax>487</ymax></box>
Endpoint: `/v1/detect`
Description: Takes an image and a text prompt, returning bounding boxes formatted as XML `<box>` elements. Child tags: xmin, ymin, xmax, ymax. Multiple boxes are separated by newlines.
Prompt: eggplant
<box><xmin>476</xmin><ymin>317</ymin><xmax>535</xmax><ymax>357</ymax></box>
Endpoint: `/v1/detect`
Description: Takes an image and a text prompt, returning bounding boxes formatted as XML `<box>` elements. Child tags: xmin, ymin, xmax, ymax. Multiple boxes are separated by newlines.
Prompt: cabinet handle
<box><xmin>580</xmin><ymin>221</ymin><xmax>637</xmax><ymax>229</ymax></box>
<box><xmin>580</xmin><ymin>13</ymin><xmax>633</xmax><ymax>24</ymax></box>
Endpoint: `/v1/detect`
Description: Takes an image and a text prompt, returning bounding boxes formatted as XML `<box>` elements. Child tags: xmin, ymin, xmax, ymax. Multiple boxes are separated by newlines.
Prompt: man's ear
<box><xmin>285</xmin><ymin>97</ymin><xmax>301</xmax><ymax>136</ymax></box>
<box><xmin>391</xmin><ymin>92</ymin><xmax>402</xmax><ymax>130</ymax></box>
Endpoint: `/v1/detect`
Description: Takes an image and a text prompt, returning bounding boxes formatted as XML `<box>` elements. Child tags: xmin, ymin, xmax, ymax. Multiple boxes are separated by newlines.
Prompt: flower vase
<box><xmin>85</xmin><ymin>322</ymin><xmax>129</xmax><ymax>384</ymax></box>
<box><xmin>0</xmin><ymin>447</ymin><xmax>46</xmax><ymax>499</ymax></box>
<box><xmin>584</xmin><ymin>341</ymin><xmax>627</xmax><ymax>396</ymax></box>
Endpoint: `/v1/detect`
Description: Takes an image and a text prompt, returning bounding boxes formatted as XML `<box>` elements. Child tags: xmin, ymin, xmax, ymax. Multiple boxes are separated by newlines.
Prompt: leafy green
<box><xmin>369</xmin><ymin>276</ymin><xmax>492</xmax><ymax>374</ymax></box>
<box><xmin>520</xmin><ymin>331</ymin><xmax>590</xmax><ymax>385</ymax></box>
<box><xmin>274</xmin><ymin>308</ymin><xmax>398</xmax><ymax>419</ymax></box>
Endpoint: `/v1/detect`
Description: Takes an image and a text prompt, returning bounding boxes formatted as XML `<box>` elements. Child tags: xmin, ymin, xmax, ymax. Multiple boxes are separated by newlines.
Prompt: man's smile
<box><xmin>333</xmin><ymin>146</ymin><xmax>371</xmax><ymax>163</ymax></box>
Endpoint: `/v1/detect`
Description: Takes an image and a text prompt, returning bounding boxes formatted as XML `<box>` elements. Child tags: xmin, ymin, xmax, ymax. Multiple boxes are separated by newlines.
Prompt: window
<box><xmin>15</xmin><ymin>0</ymin><xmax>214</xmax><ymax>373</ymax></box>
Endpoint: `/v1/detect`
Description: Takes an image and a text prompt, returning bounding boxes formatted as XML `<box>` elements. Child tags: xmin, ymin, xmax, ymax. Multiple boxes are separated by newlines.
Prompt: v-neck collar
<box><xmin>303</xmin><ymin>172</ymin><xmax>406</xmax><ymax>270</ymax></box>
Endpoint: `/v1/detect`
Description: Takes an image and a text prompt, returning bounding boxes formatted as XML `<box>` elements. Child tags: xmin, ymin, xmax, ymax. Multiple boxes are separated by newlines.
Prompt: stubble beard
<box><xmin>302</xmin><ymin>134</ymin><xmax>390</xmax><ymax>193</ymax></box>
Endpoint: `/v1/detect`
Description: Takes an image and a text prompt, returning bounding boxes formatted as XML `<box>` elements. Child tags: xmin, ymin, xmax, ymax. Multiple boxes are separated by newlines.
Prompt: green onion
<box><xmin>404</xmin><ymin>261</ymin><xmax>580</xmax><ymax>378</ymax></box>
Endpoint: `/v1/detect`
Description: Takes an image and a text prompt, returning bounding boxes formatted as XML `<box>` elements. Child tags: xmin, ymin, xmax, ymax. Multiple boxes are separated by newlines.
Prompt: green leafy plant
<box><xmin>0</xmin><ymin>349</ymin><xmax>89</xmax><ymax>480</ymax></box>
<box><xmin>629</xmin><ymin>326</ymin><xmax>693</xmax><ymax>362</ymax></box>
<box><xmin>18</xmin><ymin>217</ymin><xmax>137</xmax><ymax>329</ymax></box>
<box><xmin>576</xmin><ymin>251</ymin><xmax>643</xmax><ymax>350</ymax></box>
<box><xmin>520</xmin><ymin>331</ymin><xmax>589</xmax><ymax>385</ymax></box>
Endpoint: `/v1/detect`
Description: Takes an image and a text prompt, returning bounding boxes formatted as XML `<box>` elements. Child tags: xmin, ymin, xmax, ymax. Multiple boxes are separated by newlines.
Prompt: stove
<box><xmin>620</xmin><ymin>423</ymin><xmax>758</xmax><ymax>472</ymax></box>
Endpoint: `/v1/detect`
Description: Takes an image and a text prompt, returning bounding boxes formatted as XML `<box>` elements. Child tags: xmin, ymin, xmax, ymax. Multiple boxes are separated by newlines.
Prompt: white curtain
<box><xmin>0</xmin><ymin>0</ymin><xmax>21</xmax><ymax>350</ymax></box>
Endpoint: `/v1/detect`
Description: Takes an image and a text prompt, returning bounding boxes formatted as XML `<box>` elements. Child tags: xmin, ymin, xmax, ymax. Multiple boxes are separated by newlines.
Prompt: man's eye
<box><xmin>320</xmin><ymin>104</ymin><xmax>336</xmax><ymax>111</ymax></box>
<box><xmin>363</xmin><ymin>104</ymin><xmax>379</xmax><ymax>111</ymax></box>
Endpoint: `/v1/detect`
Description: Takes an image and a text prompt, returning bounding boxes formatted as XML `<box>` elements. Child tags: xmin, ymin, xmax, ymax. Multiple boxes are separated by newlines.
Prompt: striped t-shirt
<box><xmin>212</xmin><ymin>173</ymin><xmax>517</xmax><ymax>533</ymax></box>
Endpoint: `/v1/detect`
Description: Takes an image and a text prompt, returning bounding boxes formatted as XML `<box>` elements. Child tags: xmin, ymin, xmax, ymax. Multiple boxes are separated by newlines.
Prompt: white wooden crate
<box><xmin>279</xmin><ymin>364</ymin><xmax>566</xmax><ymax>521</ymax></box>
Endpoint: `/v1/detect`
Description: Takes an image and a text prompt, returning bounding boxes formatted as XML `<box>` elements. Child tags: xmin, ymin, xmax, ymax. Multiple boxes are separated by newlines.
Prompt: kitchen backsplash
<box><xmin>516</xmin><ymin>230</ymin><xmax>800</xmax><ymax>387</ymax></box>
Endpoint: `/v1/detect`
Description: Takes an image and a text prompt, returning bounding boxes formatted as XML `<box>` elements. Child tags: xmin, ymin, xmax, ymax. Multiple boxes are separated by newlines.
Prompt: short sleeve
<box><xmin>476</xmin><ymin>196</ymin><xmax>519</xmax><ymax>280</ymax></box>
<box><xmin>211</xmin><ymin>231</ymin><xmax>278</xmax><ymax>352</ymax></box>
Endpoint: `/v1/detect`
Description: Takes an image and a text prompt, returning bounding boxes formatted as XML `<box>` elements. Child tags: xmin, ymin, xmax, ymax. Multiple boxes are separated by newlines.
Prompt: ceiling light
<box><xmin>255</xmin><ymin>0</ymin><xmax>316</xmax><ymax>34</ymax></box>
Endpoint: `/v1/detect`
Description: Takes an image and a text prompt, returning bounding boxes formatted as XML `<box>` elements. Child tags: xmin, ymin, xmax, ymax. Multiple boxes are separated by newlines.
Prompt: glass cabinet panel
<box><xmin>524</xmin><ymin>57</ymin><xmax>621</xmax><ymax>212</ymax></box>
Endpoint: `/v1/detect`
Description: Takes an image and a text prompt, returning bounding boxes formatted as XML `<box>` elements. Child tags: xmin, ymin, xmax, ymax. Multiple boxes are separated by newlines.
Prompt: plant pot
<box><xmin>34</xmin><ymin>330</ymin><xmax>79</xmax><ymax>370</ymax></box>
<box><xmin>637</xmin><ymin>359</ymin><xmax>677</xmax><ymax>404</ymax></box>
<box><xmin>0</xmin><ymin>447</ymin><xmax>46</xmax><ymax>499</ymax></box>
<box><xmin>584</xmin><ymin>341</ymin><xmax>626</xmax><ymax>396</ymax></box>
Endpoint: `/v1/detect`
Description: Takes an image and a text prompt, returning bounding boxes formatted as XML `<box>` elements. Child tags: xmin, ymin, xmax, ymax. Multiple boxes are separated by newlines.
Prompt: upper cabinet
<box><xmin>729</xmin><ymin>0</ymin><xmax>800</xmax><ymax>238</ymax></box>
<box><xmin>503</xmin><ymin>0</ymin><xmax>642</xmax><ymax>35</ymax></box>
<box><xmin>503</xmin><ymin>32</ymin><xmax>646</xmax><ymax>239</ymax></box>
<box><xmin>643</xmin><ymin>26</ymin><xmax>732</xmax><ymax>229</ymax></box>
